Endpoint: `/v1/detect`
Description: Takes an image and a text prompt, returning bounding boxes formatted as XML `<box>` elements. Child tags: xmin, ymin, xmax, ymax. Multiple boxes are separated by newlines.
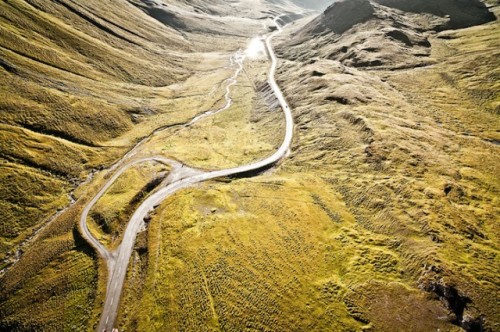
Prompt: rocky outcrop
<box><xmin>419</xmin><ymin>273</ymin><xmax>487</xmax><ymax>332</ymax></box>
<box><xmin>372</xmin><ymin>0</ymin><xmax>496</xmax><ymax>30</ymax></box>
<box><xmin>285</xmin><ymin>0</ymin><xmax>496</xmax><ymax>69</ymax></box>
<box><xmin>304</xmin><ymin>0</ymin><xmax>375</xmax><ymax>34</ymax></box>
<box><xmin>301</xmin><ymin>0</ymin><xmax>496</xmax><ymax>37</ymax></box>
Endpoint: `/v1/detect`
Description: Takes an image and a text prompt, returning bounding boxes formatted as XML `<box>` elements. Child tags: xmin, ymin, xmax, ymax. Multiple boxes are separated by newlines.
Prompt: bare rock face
<box><xmin>305</xmin><ymin>0</ymin><xmax>375</xmax><ymax>34</ymax></box>
<box><xmin>372</xmin><ymin>0</ymin><xmax>496</xmax><ymax>30</ymax></box>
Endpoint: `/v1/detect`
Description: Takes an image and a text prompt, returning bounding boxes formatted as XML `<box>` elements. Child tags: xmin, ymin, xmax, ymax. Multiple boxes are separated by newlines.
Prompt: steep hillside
<box><xmin>303</xmin><ymin>0</ymin><xmax>375</xmax><ymax>34</ymax></box>
<box><xmin>289</xmin><ymin>0</ymin><xmax>496</xmax><ymax>69</ymax></box>
<box><xmin>0</xmin><ymin>0</ymin><xmax>338</xmax><ymax>329</ymax></box>
<box><xmin>0</xmin><ymin>0</ymin><xmax>191</xmax><ymax>263</ymax></box>
<box><xmin>372</xmin><ymin>0</ymin><xmax>496</xmax><ymax>30</ymax></box>
<box><xmin>0</xmin><ymin>0</ymin><xmax>272</xmax><ymax>267</ymax></box>
<box><xmin>272</xmin><ymin>0</ymin><xmax>499</xmax><ymax>331</ymax></box>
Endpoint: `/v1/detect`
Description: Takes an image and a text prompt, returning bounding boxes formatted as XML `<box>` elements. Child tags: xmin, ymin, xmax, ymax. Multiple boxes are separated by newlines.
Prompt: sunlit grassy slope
<box><xmin>1</xmin><ymin>0</ymin><xmax>498</xmax><ymax>331</ymax></box>
<box><xmin>118</xmin><ymin>7</ymin><xmax>499</xmax><ymax>332</ymax></box>
<box><xmin>88</xmin><ymin>161</ymin><xmax>170</xmax><ymax>250</ymax></box>
<box><xmin>0</xmin><ymin>0</ymin><xmax>260</xmax><ymax>263</ymax></box>
<box><xmin>0</xmin><ymin>0</ymin><xmax>188</xmax><ymax>262</ymax></box>
<box><xmin>0</xmin><ymin>0</ymin><xmax>288</xmax><ymax>330</ymax></box>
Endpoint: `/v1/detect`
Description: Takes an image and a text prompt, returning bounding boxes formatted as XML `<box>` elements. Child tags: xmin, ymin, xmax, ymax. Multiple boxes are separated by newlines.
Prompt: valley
<box><xmin>0</xmin><ymin>1</ymin><xmax>498</xmax><ymax>332</ymax></box>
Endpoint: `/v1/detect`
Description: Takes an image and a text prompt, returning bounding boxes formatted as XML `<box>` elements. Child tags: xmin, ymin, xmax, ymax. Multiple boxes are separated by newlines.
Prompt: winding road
<box><xmin>80</xmin><ymin>16</ymin><xmax>293</xmax><ymax>332</ymax></box>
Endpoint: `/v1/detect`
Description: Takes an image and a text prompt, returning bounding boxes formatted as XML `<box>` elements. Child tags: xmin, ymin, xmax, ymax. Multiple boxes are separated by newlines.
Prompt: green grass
<box><xmin>143</xmin><ymin>59</ymin><xmax>283</xmax><ymax>170</ymax></box>
<box><xmin>88</xmin><ymin>161</ymin><xmax>170</xmax><ymax>249</ymax></box>
<box><xmin>0</xmin><ymin>241</ymin><xmax>97</xmax><ymax>332</ymax></box>
<box><xmin>0</xmin><ymin>0</ymin><xmax>252</xmax><ymax>330</ymax></box>
<box><xmin>119</xmin><ymin>177</ymin><xmax>358</xmax><ymax>331</ymax></box>
<box><xmin>0</xmin><ymin>196</ymin><xmax>99</xmax><ymax>332</ymax></box>
<box><xmin>2</xmin><ymin>2</ymin><xmax>498</xmax><ymax>332</ymax></box>
<box><xmin>119</xmin><ymin>174</ymin><xmax>460</xmax><ymax>331</ymax></box>
<box><xmin>118</xmin><ymin>13</ymin><xmax>499</xmax><ymax>332</ymax></box>
<box><xmin>0</xmin><ymin>161</ymin><xmax>70</xmax><ymax>261</ymax></box>
<box><xmin>273</xmin><ymin>14</ymin><xmax>499</xmax><ymax>331</ymax></box>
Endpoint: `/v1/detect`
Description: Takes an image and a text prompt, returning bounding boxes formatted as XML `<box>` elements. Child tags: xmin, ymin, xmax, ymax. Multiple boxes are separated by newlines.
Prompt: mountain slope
<box><xmin>372</xmin><ymin>0</ymin><xmax>496</xmax><ymax>30</ymax></box>
<box><xmin>0</xmin><ymin>0</ymin><xmax>307</xmax><ymax>330</ymax></box>
<box><xmin>1</xmin><ymin>0</ymin><xmax>498</xmax><ymax>331</ymax></box>
<box><xmin>0</xmin><ymin>0</ymin><xmax>193</xmax><ymax>267</ymax></box>
<box><xmin>272</xmin><ymin>0</ymin><xmax>499</xmax><ymax>331</ymax></box>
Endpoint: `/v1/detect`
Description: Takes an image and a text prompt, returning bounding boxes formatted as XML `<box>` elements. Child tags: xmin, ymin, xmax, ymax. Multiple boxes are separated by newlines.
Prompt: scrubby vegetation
<box><xmin>142</xmin><ymin>59</ymin><xmax>283</xmax><ymax>170</ymax></box>
<box><xmin>0</xmin><ymin>0</ymin><xmax>289</xmax><ymax>329</ymax></box>
<box><xmin>0</xmin><ymin>196</ymin><xmax>99</xmax><ymax>332</ymax></box>
<box><xmin>272</xmin><ymin>4</ymin><xmax>499</xmax><ymax>330</ymax></box>
<box><xmin>120</xmin><ymin>175</ymin><xmax>458</xmax><ymax>331</ymax></box>
<box><xmin>0</xmin><ymin>161</ymin><xmax>69</xmax><ymax>261</ymax></box>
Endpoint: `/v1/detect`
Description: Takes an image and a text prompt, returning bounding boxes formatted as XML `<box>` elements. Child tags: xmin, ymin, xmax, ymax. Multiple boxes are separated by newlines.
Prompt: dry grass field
<box><xmin>0</xmin><ymin>0</ymin><xmax>265</xmax><ymax>263</ymax></box>
<box><xmin>141</xmin><ymin>59</ymin><xmax>283</xmax><ymax>170</ymax></box>
<box><xmin>274</xmin><ymin>6</ymin><xmax>498</xmax><ymax>330</ymax></box>
<box><xmin>87</xmin><ymin>161</ymin><xmax>171</xmax><ymax>250</ymax></box>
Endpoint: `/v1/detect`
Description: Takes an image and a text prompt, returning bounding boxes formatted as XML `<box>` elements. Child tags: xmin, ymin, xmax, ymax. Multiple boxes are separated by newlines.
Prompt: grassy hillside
<box><xmin>119</xmin><ymin>3</ymin><xmax>498</xmax><ymax>332</ymax></box>
<box><xmin>0</xmin><ymin>0</ymin><xmax>292</xmax><ymax>330</ymax></box>
<box><xmin>0</xmin><ymin>0</ymin><xmax>268</xmax><ymax>267</ymax></box>
<box><xmin>0</xmin><ymin>0</ymin><xmax>190</xmax><ymax>264</ymax></box>
<box><xmin>1</xmin><ymin>0</ymin><xmax>498</xmax><ymax>331</ymax></box>
<box><xmin>273</xmin><ymin>4</ymin><xmax>499</xmax><ymax>330</ymax></box>
<box><xmin>88</xmin><ymin>161</ymin><xmax>171</xmax><ymax>250</ymax></box>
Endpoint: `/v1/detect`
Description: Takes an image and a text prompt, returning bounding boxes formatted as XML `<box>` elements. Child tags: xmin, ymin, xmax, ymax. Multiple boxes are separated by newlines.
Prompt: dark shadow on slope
<box><xmin>143</xmin><ymin>7</ymin><xmax>188</xmax><ymax>31</ymax></box>
<box><xmin>228</xmin><ymin>162</ymin><xmax>281</xmax><ymax>179</ymax></box>
<box><xmin>72</xmin><ymin>227</ymin><xmax>96</xmax><ymax>258</ymax></box>
<box><xmin>303</xmin><ymin>0</ymin><xmax>375</xmax><ymax>35</ymax></box>
<box><xmin>0</xmin><ymin>58</ymin><xmax>17</xmax><ymax>73</ymax></box>
<box><xmin>372</xmin><ymin>0</ymin><xmax>497</xmax><ymax>30</ymax></box>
